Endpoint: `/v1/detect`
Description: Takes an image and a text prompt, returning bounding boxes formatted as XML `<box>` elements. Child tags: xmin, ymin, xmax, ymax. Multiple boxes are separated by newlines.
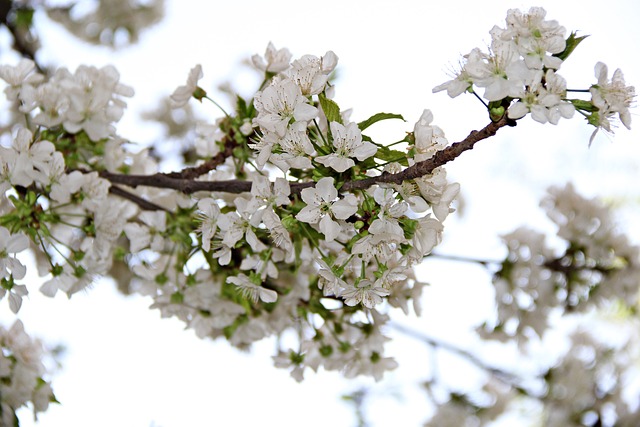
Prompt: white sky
<box><xmin>1</xmin><ymin>1</ymin><xmax>640</xmax><ymax>426</ymax></box>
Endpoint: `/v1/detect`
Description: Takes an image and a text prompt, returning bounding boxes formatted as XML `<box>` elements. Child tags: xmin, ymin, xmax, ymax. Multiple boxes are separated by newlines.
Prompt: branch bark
<box><xmin>98</xmin><ymin>116</ymin><xmax>511</xmax><ymax>208</ymax></box>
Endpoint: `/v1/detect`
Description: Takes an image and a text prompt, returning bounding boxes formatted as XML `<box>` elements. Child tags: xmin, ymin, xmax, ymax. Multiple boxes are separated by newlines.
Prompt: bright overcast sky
<box><xmin>1</xmin><ymin>1</ymin><xmax>640</xmax><ymax>426</ymax></box>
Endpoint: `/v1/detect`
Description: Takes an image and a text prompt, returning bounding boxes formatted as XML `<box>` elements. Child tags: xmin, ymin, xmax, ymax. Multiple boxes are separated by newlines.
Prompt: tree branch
<box><xmin>1</xmin><ymin>1</ymin><xmax>44</xmax><ymax>73</ymax></box>
<box><xmin>108</xmin><ymin>185</ymin><xmax>169</xmax><ymax>212</ymax></box>
<box><xmin>98</xmin><ymin>117</ymin><xmax>511</xmax><ymax>205</ymax></box>
<box><xmin>390</xmin><ymin>322</ymin><xmax>544</xmax><ymax>399</ymax></box>
<box><xmin>164</xmin><ymin>128</ymin><xmax>238</xmax><ymax>180</ymax></box>
<box><xmin>342</xmin><ymin>116</ymin><xmax>511</xmax><ymax>192</ymax></box>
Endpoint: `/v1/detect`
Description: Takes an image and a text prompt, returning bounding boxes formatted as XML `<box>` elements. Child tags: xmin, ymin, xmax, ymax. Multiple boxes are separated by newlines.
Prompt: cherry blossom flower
<box><xmin>124</xmin><ymin>211</ymin><xmax>167</xmax><ymax>253</ymax></box>
<box><xmin>0</xmin><ymin>228</ymin><xmax>28</xmax><ymax>282</ymax></box>
<box><xmin>218</xmin><ymin>197</ymin><xmax>266</xmax><ymax>252</ymax></box>
<box><xmin>252</xmin><ymin>42</ymin><xmax>292</xmax><ymax>73</ymax></box>
<box><xmin>296</xmin><ymin>177</ymin><xmax>358</xmax><ymax>242</ymax></box>
<box><xmin>501</xmin><ymin>7</ymin><xmax>566</xmax><ymax>70</ymax></box>
<box><xmin>288</xmin><ymin>51</ymin><xmax>338</xmax><ymax>95</ymax></box>
<box><xmin>588</xmin><ymin>62</ymin><xmax>635</xmax><ymax>143</ymax></box>
<box><xmin>254</xmin><ymin>78</ymin><xmax>318</xmax><ymax>137</ymax></box>
<box><xmin>227</xmin><ymin>273</ymin><xmax>277</xmax><ymax>303</ymax></box>
<box><xmin>316</xmin><ymin>121</ymin><xmax>377</xmax><ymax>172</ymax></box>
<box><xmin>0</xmin><ymin>227</ymin><xmax>29</xmax><ymax>313</ymax></box>
<box><xmin>413</xmin><ymin>109</ymin><xmax>448</xmax><ymax>161</ymax></box>
<box><xmin>60</xmin><ymin>65</ymin><xmax>134</xmax><ymax>141</ymax></box>
<box><xmin>464</xmin><ymin>46</ymin><xmax>530</xmax><ymax>102</ymax></box>
<box><xmin>0</xmin><ymin>59</ymin><xmax>43</xmax><ymax>101</ymax></box>
<box><xmin>194</xmin><ymin>121</ymin><xmax>221</xmax><ymax>157</ymax></box>
<box><xmin>0</xmin><ymin>320</ymin><xmax>56</xmax><ymax>422</ymax></box>
<box><xmin>170</xmin><ymin>64</ymin><xmax>203</xmax><ymax>108</ymax></box>
<box><xmin>508</xmin><ymin>69</ymin><xmax>574</xmax><ymax>124</ymax></box>
<box><xmin>261</xmin><ymin>209</ymin><xmax>294</xmax><ymax>259</ymax></box>
<box><xmin>269</xmin><ymin>128</ymin><xmax>316</xmax><ymax>172</ymax></box>
<box><xmin>0</xmin><ymin>128</ymin><xmax>56</xmax><ymax>187</ymax></box>
<box><xmin>342</xmin><ymin>279</ymin><xmax>390</xmax><ymax>308</ymax></box>
<box><xmin>432</xmin><ymin>67</ymin><xmax>473</xmax><ymax>98</ymax></box>
<box><xmin>409</xmin><ymin>215</ymin><xmax>444</xmax><ymax>259</ymax></box>
<box><xmin>196</xmin><ymin>198</ymin><xmax>222</xmax><ymax>252</ymax></box>
<box><xmin>250</xmin><ymin>176</ymin><xmax>291</xmax><ymax>210</ymax></box>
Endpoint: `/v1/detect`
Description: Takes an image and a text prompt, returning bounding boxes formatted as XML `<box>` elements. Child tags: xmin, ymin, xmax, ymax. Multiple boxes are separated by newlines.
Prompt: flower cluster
<box><xmin>0</xmin><ymin>41</ymin><xmax>458</xmax><ymax>381</ymax></box>
<box><xmin>0</xmin><ymin>320</ymin><xmax>56</xmax><ymax>425</ymax></box>
<box><xmin>434</xmin><ymin>7</ymin><xmax>634</xmax><ymax>142</ymax></box>
<box><xmin>0</xmin><ymin>7</ymin><xmax>634</xmax><ymax>389</ymax></box>
<box><xmin>479</xmin><ymin>183</ymin><xmax>640</xmax><ymax>345</ymax></box>
<box><xmin>46</xmin><ymin>0</ymin><xmax>165</xmax><ymax>46</ymax></box>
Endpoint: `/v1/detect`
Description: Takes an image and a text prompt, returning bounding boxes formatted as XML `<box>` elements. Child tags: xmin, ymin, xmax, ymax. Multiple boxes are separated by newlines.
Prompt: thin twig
<box><xmin>390</xmin><ymin>322</ymin><xmax>544</xmax><ymax>398</ymax></box>
<box><xmin>427</xmin><ymin>252</ymin><xmax>501</xmax><ymax>268</ymax></box>
<box><xmin>108</xmin><ymin>185</ymin><xmax>169</xmax><ymax>212</ymax></box>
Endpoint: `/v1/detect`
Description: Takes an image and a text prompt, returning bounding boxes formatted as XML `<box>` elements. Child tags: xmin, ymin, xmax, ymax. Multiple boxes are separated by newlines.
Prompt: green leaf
<box><xmin>319</xmin><ymin>92</ymin><xmax>342</xmax><ymax>124</ymax></box>
<box><xmin>357</xmin><ymin>112</ymin><xmax>405</xmax><ymax>131</ymax></box>
<box><xmin>570</xmin><ymin>99</ymin><xmax>598</xmax><ymax>113</ymax></box>
<box><xmin>554</xmin><ymin>31</ymin><xmax>589</xmax><ymax>61</ymax></box>
<box><xmin>375</xmin><ymin>146</ymin><xmax>409</xmax><ymax>166</ymax></box>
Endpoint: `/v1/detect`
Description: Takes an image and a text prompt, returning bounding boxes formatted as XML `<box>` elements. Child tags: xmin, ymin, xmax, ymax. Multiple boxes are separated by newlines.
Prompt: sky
<box><xmin>1</xmin><ymin>1</ymin><xmax>640</xmax><ymax>426</ymax></box>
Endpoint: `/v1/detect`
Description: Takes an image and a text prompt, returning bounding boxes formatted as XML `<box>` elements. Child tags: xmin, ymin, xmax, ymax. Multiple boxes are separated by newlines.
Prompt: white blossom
<box><xmin>170</xmin><ymin>64</ymin><xmax>203</xmax><ymax>108</ymax></box>
<box><xmin>254</xmin><ymin>78</ymin><xmax>318</xmax><ymax>137</ymax></box>
<box><xmin>227</xmin><ymin>273</ymin><xmax>277</xmax><ymax>303</ymax></box>
<box><xmin>295</xmin><ymin>177</ymin><xmax>358</xmax><ymax>242</ymax></box>
<box><xmin>316</xmin><ymin>121</ymin><xmax>377</xmax><ymax>172</ymax></box>
<box><xmin>252</xmin><ymin>42</ymin><xmax>292</xmax><ymax>73</ymax></box>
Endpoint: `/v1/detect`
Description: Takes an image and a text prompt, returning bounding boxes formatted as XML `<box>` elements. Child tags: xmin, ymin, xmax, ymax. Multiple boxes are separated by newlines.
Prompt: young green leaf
<box><xmin>554</xmin><ymin>31</ymin><xmax>589</xmax><ymax>62</ymax></box>
<box><xmin>357</xmin><ymin>112</ymin><xmax>405</xmax><ymax>131</ymax></box>
<box><xmin>319</xmin><ymin>92</ymin><xmax>342</xmax><ymax>124</ymax></box>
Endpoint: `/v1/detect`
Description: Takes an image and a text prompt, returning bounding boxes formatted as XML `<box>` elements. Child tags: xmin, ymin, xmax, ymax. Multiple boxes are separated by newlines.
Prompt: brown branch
<box><xmin>165</xmin><ymin>130</ymin><xmax>238</xmax><ymax>180</ymax></box>
<box><xmin>391</xmin><ymin>322</ymin><xmax>546</xmax><ymax>399</ymax></box>
<box><xmin>99</xmin><ymin>117</ymin><xmax>511</xmax><ymax>203</ymax></box>
<box><xmin>342</xmin><ymin>116</ymin><xmax>510</xmax><ymax>192</ymax></box>
<box><xmin>1</xmin><ymin>1</ymin><xmax>44</xmax><ymax>73</ymax></box>
<box><xmin>108</xmin><ymin>185</ymin><xmax>169</xmax><ymax>212</ymax></box>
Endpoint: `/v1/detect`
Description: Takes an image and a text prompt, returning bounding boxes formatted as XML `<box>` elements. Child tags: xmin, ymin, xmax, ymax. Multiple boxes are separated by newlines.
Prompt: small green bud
<box><xmin>170</xmin><ymin>291</ymin><xmax>184</xmax><ymax>304</ymax></box>
<box><xmin>280</xmin><ymin>215</ymin><xmax>298</xmax><ymax>231</ymax></box>
<box><xmin>193</xmin><ymin>86</ymin><xmax>207</xmax><ymax>102</ymax></box>
<box><xmin>489</xmin><ymin>105</ymin><xmax>505</xmax><ymax>122</ymax></box>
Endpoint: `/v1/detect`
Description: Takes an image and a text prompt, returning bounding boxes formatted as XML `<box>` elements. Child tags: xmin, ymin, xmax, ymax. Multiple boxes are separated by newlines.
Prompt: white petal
<box><xmin>319</xmin><ymin>215</ymin><xmax>340</xmax><ymax>242</ymax></box>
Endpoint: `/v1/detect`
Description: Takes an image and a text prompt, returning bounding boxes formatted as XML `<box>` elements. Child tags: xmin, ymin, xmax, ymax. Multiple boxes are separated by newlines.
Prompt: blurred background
<box><xmin>0</xmin><ymin>1</ymin><xmax>639</xmax><ymax>426</ymax></box>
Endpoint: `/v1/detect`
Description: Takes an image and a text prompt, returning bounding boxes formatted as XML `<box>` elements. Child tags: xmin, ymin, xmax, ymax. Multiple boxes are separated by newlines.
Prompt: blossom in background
<box><xmin>0</xmin><ymin>320</ymin><xmax>55</xmax><ymax>424</ymax></box>
<box><xmin>251</xmin><ymin>42</ymin><xmax>292</xmax><ymax>73</ymax></box>
<box><xmin>124</xmin><ymin>211</ymin><xmax>167</xmax><ymax>253</ymax></box>
<box><xmin>0</xmin><ymin>59</ymin><xmax>43</xmax><ymax>101</ymax></box>
<box><xmin>170</xmin><ymin>64</ymin><xmax>203</xmax><ymax>108</ymax></box>
<box><xmin>0</xmin><ymin>227</ymin><xmax>29</xmax><ymax>313</ymax></box>
<box><xmin>316</xmin><ymin>121</ymin><xmax>377</xmax><ymax>172</ymax></box>
<box><xmin>194</xmin><ymin>121</ymin><xmax>221</xmax><ymax>157</ymax></box>
<box><xmin>296</xmin><ymin>177</ymin><xmax>358</xmax><ymax>242</ymax></box>
<box><xmin>0</xmin><ymin>227</ymin><xmax>29</xmax><ymax>282</ymax></box>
